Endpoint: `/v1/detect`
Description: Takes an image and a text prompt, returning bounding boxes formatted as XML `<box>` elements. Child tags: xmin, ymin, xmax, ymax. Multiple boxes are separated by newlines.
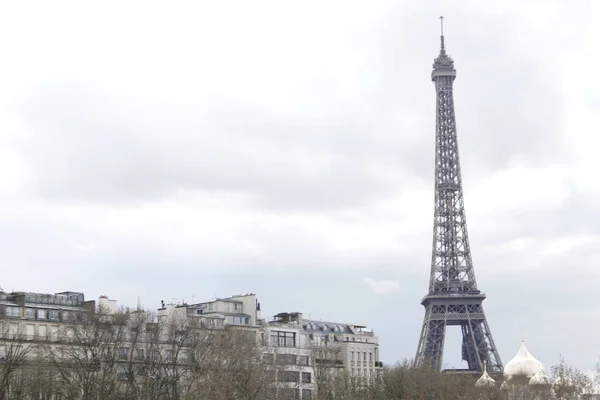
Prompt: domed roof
<box><xmin>504</xmin><ymin>340</ymin><xmax>544</xmax><ymax>380</ymax></box>
<box><xmin>475</xmin><ymin>361</ymin><xmax>496</xmax><ymax>388</ymax></box>
<box><xmin>529</xmin><ymin>367</ymin><xmax>552</xmax><ymax>386</ymax></box>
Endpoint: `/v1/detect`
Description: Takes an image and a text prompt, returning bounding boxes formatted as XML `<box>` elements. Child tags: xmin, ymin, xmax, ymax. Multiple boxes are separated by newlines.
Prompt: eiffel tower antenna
<box><xmin>439</xmin><ymin>16</ymin><xmax>446</xmax><ymax>53</ymax></box>
<box><xmin>414</xmin><ymin>19</ymin><xmax>503</xmax><ymax>374</ymax></box>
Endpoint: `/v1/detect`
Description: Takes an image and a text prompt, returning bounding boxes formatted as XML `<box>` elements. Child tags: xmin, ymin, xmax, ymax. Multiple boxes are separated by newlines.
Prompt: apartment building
<box><xmin>264</xmin><ymin>314</ymin><xmax>316</xmax><ymax>399</ymax></box>
<box><xmin>159</xmin><ymin>293</ymin><xmax>263</xmax><ymax>328</ymax></box>
<box><xmin>159</xmin><ymin>294</ymin><xmax>318</xmax><ymax>398</ymax></box>
<box><xmin>0</xmin><ymin>290</ymin><xmax>96</xmax><ymax>343</ymax></box>
<box><xmin>273</xmin><ymin>312</ymin><xmax>384</xmax><ymax>386</ymax></box>
<box><xmin>1</xmin><ymin>289</ymin><xmax>382</xmax><ymax>399</ymax></box>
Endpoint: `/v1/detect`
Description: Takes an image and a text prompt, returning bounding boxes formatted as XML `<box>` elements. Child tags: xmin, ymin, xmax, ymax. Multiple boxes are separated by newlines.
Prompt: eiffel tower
<box><xmin>414</xmin><ymin>18</ymin><xmax>503</xmax><ymax>373</ymax></box>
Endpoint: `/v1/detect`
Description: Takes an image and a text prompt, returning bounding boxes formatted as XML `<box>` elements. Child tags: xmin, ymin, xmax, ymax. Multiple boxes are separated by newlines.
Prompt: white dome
<box><xmin>475</xmin><ymin>362</ymin><xmax>496</xmax><ymax>388</ymax></box>
<box><xmin>504</xmin><ymin>340</ymin><xmax>544</xmax><ymax>380</ymax></box>
<box><xmin>529</xmin><ymin>367</ymin><xmax>552</xmax><ymax>386</ymax></box>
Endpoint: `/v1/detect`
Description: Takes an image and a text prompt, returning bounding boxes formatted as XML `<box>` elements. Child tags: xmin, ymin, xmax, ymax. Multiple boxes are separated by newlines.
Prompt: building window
<box><xmin>369</xmin><ymin>352</ymin><xmax>373</xmax><ymax>364</ymax></box>
<box><xmin>136</xmin><ymin>348</ymin><xmax>144</xmax><ymax>360</ymax></box>
<box><xmin>116</xmin><ymin>365</ymin><xmax>130</xmax><ymax>380</ymax></box>
<box><xmin>5</xmin><ymin>307</ymin><xmax>21</xmax><ymax>318</ymax></box>
<box><xmin>25</xmin><ymin>308</ymin><xmax>36</xmax><ymax>319</ymax></box>
<box><xmin>270</xmin><ymin>331</ymin><xmax>296</xmax><ymax>347</ymax></box>
<box><xmin>363</xmin><ymin>352</ymin><xmax>367</xmax><ymax>362</ymax></box>
<box><xmin>37</xmin><ymin>309</ymin><xmax>47</xmax><ymax>320</ymax></box>
<box><xmin>49</xmin><ymin>310</ymin><xmax>59</xmax><ymax>321</ymax></box>
<box><xmin>279</xmin><ymin>388</ymin><xmax>300</xmax><ymax>399</ymax></box>
<box><xmin>351</xmin><ymin>351</ymin><xmax>354</xmax><ymax>362</ymax></box>
<box><xmin>8</xmin><ymin>323</ymin><xmax>19</xmax><ymax>338</ymax></box>
<box><xmin>298</xmin><ymin>355</ymin><xmax>309</xmax><ymax>366</ymax></box>
<box><xmin>302</xmin><ymin>389</ymin><xmax>313</xmax><ymax>399</ymax></box>
<box><xmin>281</xmin><ymin>371</ymin><xmax>299</xmax><ymax>383</ymax></box>
<box><xmin>276</xmin><ymin>354</ymin><xmax>297</xmax><ymax>365</ymax></box>
<box><xmin>165</xmin><ymin>350</ymin><xmax>174</xmax><ymax>362</ymax></box>
<box><xmin>263</xmin><ymin>353</ymin><xmax>274</xmax><ymax>364</ymax></box>
<box><xmin>180</xmin><ymin>349</ymin><xmax>190</xmax><ymax>362</ymax></box>
<box><xmin>227</xmin><ymin>316</ymin><xmax>250</xmax><ymax>325</ymax></box>
<box><xmin>38</xmin><ymin>325</ymin><xmax>47</xmax><ymax>339</ymax></box>
<box><xmin>119</xmin><ymin>347</ymin><xmax>129</xmax><ymax>361</ymax></box>
<box><xmin>50</xmin><ymin>325</ymin><xmax>59</xmax><ymax>341</ymax></box>
<box><xmin>301</xmin><ymin>372</ymin><xmax>312</xmax><ymax>383</ymax></box>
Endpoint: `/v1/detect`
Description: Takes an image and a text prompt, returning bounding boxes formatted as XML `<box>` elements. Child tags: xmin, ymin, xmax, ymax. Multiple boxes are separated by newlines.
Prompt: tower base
<box><xmin>415</xmin><ymin>293</ymin><xmax>503</xmax><ymax>373</ymax></box>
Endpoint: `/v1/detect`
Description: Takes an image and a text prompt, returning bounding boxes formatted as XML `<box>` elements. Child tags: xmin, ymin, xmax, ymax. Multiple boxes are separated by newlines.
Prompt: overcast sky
<box><xmin>1</xmin><ymin>0</ymin><xmax>599</xmax><ymax>372</ymax></box>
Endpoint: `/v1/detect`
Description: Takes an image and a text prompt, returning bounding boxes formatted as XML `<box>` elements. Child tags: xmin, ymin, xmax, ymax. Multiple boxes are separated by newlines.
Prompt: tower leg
<box><xmin>415</xmin><ymin>307</ymin><xmax>446</xmax><ymax>371</ymax></box>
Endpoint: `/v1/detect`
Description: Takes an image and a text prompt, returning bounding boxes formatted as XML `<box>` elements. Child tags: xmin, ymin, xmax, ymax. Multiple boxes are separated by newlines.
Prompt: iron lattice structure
<box><xmin>414</xmin><ymin>27</ymin><xmax>503</xmax><ymax>374</ymax></box>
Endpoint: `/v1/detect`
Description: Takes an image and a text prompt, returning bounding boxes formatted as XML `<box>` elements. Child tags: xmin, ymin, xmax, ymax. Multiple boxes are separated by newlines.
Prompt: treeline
<box><xmin>1</xmin><ymin>309</ymin><xmax>277</xmax><ymax>400</ymax></box>
<box><xmin>0</xmin><ymin>309</ymin><xmax>597</xmax><ymax>399</ymax></box>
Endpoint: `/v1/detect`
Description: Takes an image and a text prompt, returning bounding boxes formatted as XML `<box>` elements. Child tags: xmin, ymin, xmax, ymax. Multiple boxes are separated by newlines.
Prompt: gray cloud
<box><xmin>19</xmin><ymin>84</ymin><xmax>417</xmax><ymax>210</ymax></box>
<box><xmin>15</xmin><ymin>5</ymin><xmax>571</xmax><ymax>209</ymax></box>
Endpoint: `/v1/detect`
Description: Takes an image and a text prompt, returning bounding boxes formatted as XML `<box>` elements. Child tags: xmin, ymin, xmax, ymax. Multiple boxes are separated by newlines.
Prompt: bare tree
<box><xmin>181</xmin><ymin>321</ymin><xmax>226</xmax><ymax>398</ymax></box>
<box><xmin>552</xmin><ymin>356</ymin><xmax>593</xmax><ymax>400</ymax></box>
<box><xmin>202</xmin><ymin>328</ymin><xmax>274</xmax><ymax>400</ymax></box>
<box><xmin>0</xmin><ymin>319</ymin><xmax>34</xmax><ymax>400</ymax></box>
<box><xmin>309</xmin><ymin>344</ymin><xmax>348</xmax><ymax>399</ymax></box>
<box><xmin>42</xmin><ymin>308</ymin><xmax>130</xmax><ymax>400</ymax></box>
<box><xmin>143</xmin><ymin>310</ymin><xmax>199</xmax><ymax>400</ymax></box>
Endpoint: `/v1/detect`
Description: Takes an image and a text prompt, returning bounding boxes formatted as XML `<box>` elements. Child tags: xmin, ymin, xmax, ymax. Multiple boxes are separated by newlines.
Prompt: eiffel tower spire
<box><xmin>414</xmin><ymin>20</ymin><xmax>503</xmax><ymax>374</ymax></box>
<box><xmin>439</xmin><ymin>16</ymin><xmax>446</xmax><ymax>54</ymax></box>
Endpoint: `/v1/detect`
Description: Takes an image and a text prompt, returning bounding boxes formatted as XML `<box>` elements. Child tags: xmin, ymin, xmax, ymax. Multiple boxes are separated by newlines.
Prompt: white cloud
<box><xmin>537</xmin><ymin>235</ymin><xmax>600</xmax><ymax>257</ymax></box>
<box><xmin>362</xmin><ymin>278</ymin><xmax>400</xmax><ymax>295</ymax></box>
<box><xmin>70</xmin><ymin>240</ymin><xmax>97</xmax><ymax>252</ymax></box>
<box><xmin>467</xmin><ymin>163</ymin><xmax>572</xmax><ymax>218</ymax></box>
